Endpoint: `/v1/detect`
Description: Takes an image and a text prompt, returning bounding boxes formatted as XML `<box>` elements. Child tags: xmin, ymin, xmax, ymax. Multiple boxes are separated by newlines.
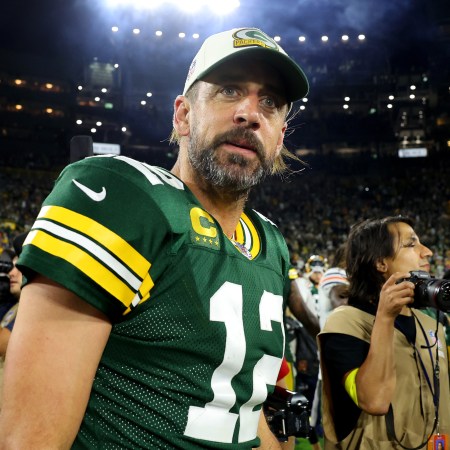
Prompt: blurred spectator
<box><xmin>0</xmin><ymin>233</ymin><xmax>27</xmax><ymax>407</ymax></box>
<box><xmin>318</xmin><ymin>244</ymin><xmax>349</xmax><ymax>329</ymax></box>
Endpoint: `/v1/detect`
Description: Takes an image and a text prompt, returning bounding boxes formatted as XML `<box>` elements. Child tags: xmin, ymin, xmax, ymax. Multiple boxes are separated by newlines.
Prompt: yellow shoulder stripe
<box><xmin>25</xmin><ymin>205</ymin><xmax>154</xmax><ymax>311</ymax></box>
<box><xmin>27</xmin><ymin>229</ymin><xmax>139</xmax><ymax>308</ymax></box>
<box><xmin>38</xmin><ymin>205</ymin><xmax>150</xmax><ymax>277</ymax></box>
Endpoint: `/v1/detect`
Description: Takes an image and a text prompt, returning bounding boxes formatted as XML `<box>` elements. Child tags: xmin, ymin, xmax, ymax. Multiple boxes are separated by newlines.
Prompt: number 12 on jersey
<box><xmin>184</xmin><ymin>281</ymin><xmax>284</xmax><ymax>444</ymax></box>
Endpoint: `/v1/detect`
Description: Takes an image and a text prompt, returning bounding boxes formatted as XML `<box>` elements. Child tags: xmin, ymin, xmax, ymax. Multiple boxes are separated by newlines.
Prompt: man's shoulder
<box><xmin>52</xmin><ymin>156</ymin><xmax>190</xmax><ymax>218</ymax></box>
<box><xmin>67</xmin><ymin>155</ymin><xmax>185</xmax><ymax>195</ymax></box>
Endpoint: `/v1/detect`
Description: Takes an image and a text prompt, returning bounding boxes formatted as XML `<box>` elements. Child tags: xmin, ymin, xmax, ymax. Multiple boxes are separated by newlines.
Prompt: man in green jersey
<box><xmin>0</xmin><ymin>28</ymin><xmax>309</xmax><ymax>449</ymax></box>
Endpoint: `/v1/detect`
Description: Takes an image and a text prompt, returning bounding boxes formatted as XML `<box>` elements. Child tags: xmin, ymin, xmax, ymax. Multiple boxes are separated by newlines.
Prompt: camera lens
<box><xmin>417</xmin><ymin>279</ymin><xmax>450</xmax><ymax>312</ymax></box>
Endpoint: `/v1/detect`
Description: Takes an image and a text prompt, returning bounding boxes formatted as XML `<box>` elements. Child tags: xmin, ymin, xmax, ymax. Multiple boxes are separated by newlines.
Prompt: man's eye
<box><xmin>262</xmin><ymin>97</ymin><xmax>277</xmax><ymax>108</ymax></box>
<box><xmin>222</xmin><ymin>87</ymin><xmax>237</xmax><ymax>96</ymax></box>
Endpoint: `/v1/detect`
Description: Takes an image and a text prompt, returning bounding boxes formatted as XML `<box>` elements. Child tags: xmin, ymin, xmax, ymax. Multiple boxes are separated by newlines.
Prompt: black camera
<box><xmin>399</xmin><ymin>270</ymin><xmax>450</xmax><ymax>312</ymax></box>
<box><xmin>263</xmin><ymin>385</ymin><xmax>311</xmax><ymax>442</ymax></box>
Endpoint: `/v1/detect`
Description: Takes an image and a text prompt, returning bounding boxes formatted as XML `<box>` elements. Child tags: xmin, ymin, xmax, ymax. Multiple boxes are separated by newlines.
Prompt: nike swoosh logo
<box><xmin>72</xmin><ymin>179</ymin><xmax>106</xmax><ymax>202</ymax></box>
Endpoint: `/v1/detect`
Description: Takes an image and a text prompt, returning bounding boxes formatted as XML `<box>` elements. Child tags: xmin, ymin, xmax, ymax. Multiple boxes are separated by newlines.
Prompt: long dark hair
<box><xmin>346</xmin><ymin>216</ymin><xmax>414</xmax><ymax>306</ymax></box>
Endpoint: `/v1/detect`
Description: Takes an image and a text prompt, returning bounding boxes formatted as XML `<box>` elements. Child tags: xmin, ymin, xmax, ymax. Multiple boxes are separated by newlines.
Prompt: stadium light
<box><xmin>76</xmin><ymin>120</ymin><xmax>83</xmax><ymax>125</ymax></box>
<box><xmin>179</xmin><ymin>32</ymin><xmax>186</xmax><ymax>38</ymax></box>
<box><xmin>358</xmin><ymin>34</ymin><xmax>366</xmax><ymax>41</ymax></box>
<box><xmin>274</xmin><ymin>36</ymin><xmax>281</xmax><ymax>42</ymax></box>
<box><xmin>111</xmin><ymin>26</ymin><xmax>119</xmax><ymax>32</ymax></box>
<box><xmin>105</xmin><ymin>0</ymin><xmax>239</xmax><ymax>15</ymax></box>
<box><xmin>341</xmin><ymin>35</ymin><xmax>349</xmax><ymax>41</ymax></box>
<box><xmin>298</xmin><ymin>36</ymin><xmax>306</xmax><ymax>42</ymax></box>
<box><xmin>321</xmin><ymin>36</ymin><xmax>328</xmax><ymax>42</ymax></box>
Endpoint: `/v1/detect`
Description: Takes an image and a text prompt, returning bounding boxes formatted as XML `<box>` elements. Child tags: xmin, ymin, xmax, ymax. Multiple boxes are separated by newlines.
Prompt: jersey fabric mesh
<box><xmin>18</xmin><ymin>155</ymin><xmax>290</xmax><ymax>449</ymax></box>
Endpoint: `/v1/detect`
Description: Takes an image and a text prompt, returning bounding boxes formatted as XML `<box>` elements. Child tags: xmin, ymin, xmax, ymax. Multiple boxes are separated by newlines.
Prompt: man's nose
<box><xmin>233</xmin><ymin>97</ymin><xmax>261</xmax><ymax>130</ymax></box>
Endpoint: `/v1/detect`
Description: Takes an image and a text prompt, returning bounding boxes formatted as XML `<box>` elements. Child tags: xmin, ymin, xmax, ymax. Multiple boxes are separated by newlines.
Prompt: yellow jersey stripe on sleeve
<box><xmin>37</xmin><ymin>205</ymin><xmax>150</xmax><ymax>279</ymax></box>
<box><xmin>139</xmin><ymin>273</ymin><xmax>154</xmax><ymax>299</ymax></box>
<box><xmin>31</xmin><ymin>219</ymin><xmax>143</xmax><ymax>290</ymax></box>
<box><xmin>27</xmin><ymin>229</ymin><xmax>138</xmax><ymax>308</ymax></box>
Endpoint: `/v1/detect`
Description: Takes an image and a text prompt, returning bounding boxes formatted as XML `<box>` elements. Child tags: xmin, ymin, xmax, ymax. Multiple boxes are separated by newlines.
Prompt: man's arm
<box><xmin>347</xmin><ymin>273</ymin><xmax>414</xmax><ymax>415</ymax></box>
<box><xmin>288</xmin><ymin>280</ymin><xmax>320</xmax><ymax>337</ymax></box>
<box><xmin>0</xmin><ymin>275</ymin><xmax>112</xmax><ymax>449</ymax></box>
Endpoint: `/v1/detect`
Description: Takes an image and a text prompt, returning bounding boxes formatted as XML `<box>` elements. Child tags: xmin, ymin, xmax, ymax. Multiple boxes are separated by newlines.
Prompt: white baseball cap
<box><xmin>183</xmin><ymin>28</ymin><xmax>309</xmax><ymax>103</ymax></box>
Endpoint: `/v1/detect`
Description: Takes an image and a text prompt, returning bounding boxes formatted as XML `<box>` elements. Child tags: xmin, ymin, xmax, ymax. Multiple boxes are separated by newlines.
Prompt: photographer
<box><xmin>318</xmin><ymin>216</ymin><xmax>450</xmax><ymax>449</ymax></box>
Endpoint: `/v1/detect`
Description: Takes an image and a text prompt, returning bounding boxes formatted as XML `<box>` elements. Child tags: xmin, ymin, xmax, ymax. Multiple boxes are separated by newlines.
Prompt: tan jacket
<box><xmin>318</xmin><ymin>305</ymin><xmax>450</xmax><ymax>450</ymax></box>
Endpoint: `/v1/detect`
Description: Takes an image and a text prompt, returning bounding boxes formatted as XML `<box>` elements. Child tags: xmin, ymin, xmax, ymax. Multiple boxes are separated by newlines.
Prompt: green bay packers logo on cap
<box><xmin>233</xmin><ymin>28</ymin><xmax>279</xmax><ymax>50</ymax></box>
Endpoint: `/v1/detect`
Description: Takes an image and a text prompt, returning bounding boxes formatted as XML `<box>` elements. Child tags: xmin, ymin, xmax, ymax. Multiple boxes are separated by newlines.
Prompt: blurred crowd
<box><xmin>251</xmin><ymin>154</ymin><xmax>450</xmax><ymax>278</ymax></box>
<box><xmin>1</xmin><ymin>153</ymin><xmax>450</xmax><ymax>278</ymax></box>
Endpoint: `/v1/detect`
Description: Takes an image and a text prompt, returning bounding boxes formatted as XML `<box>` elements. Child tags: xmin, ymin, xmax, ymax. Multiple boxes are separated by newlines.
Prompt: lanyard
<box><xmin>385</xmin><ymin>310</ymin><xmax>441</xmax><ymax>450</ymax></box>
<box><xmin>412</xmin><ymin>310</ymin><xmax>440</xmax><ymax>421</ymax></box>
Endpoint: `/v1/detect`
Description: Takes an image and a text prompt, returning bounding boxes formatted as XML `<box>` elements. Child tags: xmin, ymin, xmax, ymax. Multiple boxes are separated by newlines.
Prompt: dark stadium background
<box><xmin>0</xmin><ymin>0</ymin><xmax>449</xmax><ymax>278</ymax></box>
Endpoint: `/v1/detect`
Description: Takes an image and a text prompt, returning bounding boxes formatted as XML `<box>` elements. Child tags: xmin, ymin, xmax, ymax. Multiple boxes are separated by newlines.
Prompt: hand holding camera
<box><xmin>396</xmin><ymin>270</ymin><xmax>450</xmax><ymax>312</ymax></box>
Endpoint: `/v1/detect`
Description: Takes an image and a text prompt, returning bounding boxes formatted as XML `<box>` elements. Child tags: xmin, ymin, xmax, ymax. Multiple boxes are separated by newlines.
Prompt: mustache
<box><xmin>210</xmin><ymin>128</ymin><xmax>265</xmax><ymax>160</ymax></box>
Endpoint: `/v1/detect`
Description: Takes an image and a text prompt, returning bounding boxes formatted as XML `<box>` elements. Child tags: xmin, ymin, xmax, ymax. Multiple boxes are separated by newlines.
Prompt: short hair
<box><xmin>346</xmin><ymin>216</ymin><xmax>414</xmax><ymax>306</ymax></box>
<box><xmin>168</xmin><ymin>82</ymin><xmax>303</xmax><ymax>176</ymax></box>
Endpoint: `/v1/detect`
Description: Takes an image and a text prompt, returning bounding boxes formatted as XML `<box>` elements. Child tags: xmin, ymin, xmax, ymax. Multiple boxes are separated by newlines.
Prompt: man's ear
<box><xmin>275</xmin><ymin>122</ymin><xmax>287</xmax><ymax>154</ymax></box>
<box><xmin>376</xmin><ymin>259</ymin><xmax>388</xmax><ymax>273</ymax></box>
<box><xmin>173</xmin><ymin>95</ymin><xmax>190</xmax><ymax>137</ymax></box>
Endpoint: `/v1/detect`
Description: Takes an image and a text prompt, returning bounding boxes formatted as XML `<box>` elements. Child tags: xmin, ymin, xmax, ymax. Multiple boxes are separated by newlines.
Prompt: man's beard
<box><xmin>188</xmin><ymin>126</ymin><xmax>275</xmax><ymax>196</ymax></box>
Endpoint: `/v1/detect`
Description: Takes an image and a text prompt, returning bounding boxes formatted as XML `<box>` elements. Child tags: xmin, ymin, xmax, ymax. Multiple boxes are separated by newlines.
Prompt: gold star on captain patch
<box><xmin>203</xmin><ymin>237</ymin><xmax>207</xmax><ymax>242</ymax></box>
<box><xmin>195</xmin><ymin>236</ymin><xmax>200</xmax><ymax>241</ymax></box>
<box><xmin>215</xmin><ymin>240</ymin><xmax>219</xmax><ymax>246</ymax></box>
<box><xmin>209</xmin><ymin>239</ymin><xmax>213</xmax><ymax>244</ymax></box>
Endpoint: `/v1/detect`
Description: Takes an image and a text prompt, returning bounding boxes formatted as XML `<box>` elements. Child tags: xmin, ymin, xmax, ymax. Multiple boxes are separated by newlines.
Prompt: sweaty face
<box><xmin>186</xmin><ymin>57</ymin><xmax>288</xmax><ymax>194</ymax></box>
<box><xmin>383</xmin><ymin>222</ymin><xmax>432</xmax><ymax>277</ymax></box>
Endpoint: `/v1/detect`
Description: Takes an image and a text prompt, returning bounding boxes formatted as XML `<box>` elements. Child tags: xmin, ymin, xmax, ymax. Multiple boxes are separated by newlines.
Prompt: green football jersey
<box><xmin>19</xmin><ymin>155</ymin><xmax>291</xmax><ymax>449</ymax></box>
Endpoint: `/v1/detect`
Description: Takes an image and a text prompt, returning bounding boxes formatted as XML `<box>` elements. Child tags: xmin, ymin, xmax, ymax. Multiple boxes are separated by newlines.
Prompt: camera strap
<box><xmin>385</xmin><ymin>311</ymin><xmax>440</xmax><ymax>450</ymax></box>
